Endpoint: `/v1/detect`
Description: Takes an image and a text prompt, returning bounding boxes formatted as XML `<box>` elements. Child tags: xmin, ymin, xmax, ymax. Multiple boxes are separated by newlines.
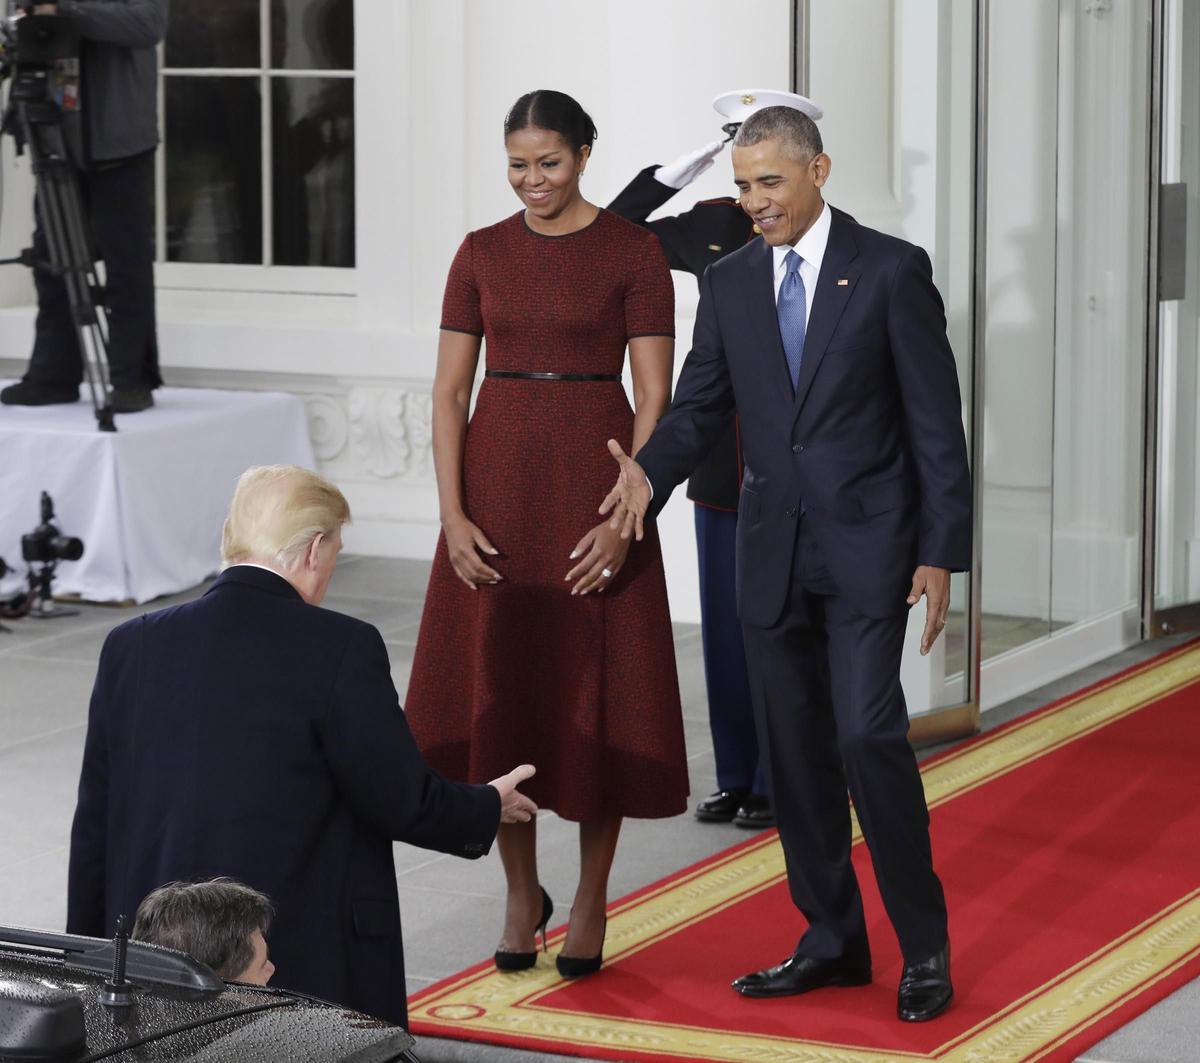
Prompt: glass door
<box><xmin>1148</xmin><ymin>0</ymin><xmax>1200</xmax><ymax>636</ymax></box>
<box><xmin>978</xmin><ymin>0</ymin><xmax>1151</xmax><ymax>708</ymax></box>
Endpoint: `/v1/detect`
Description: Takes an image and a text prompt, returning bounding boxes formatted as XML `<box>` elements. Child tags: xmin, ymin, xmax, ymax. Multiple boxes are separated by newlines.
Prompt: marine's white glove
<box><xmin>654</xmin><ymin>139</ymin><xmax>727</xmax><ymax>190</ymax></box>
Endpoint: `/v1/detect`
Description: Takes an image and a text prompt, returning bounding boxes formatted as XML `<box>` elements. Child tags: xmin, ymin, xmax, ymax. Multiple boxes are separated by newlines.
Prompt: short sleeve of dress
<box><xmin>624</xmin><ymin>234</ymin><xmax>675</xmax><ymax>340</ymax></box>
<box><xmin>441</xmin><ymin>233</ymin><xmax>484</xmax><ymax>337</ymax></box>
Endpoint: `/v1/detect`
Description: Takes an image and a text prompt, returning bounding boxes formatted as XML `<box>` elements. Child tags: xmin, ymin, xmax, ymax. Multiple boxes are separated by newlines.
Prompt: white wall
<box><xmin>0</xmin><ymin>137</ymin><xmax>35</xmax><ymax>310</ymax></box>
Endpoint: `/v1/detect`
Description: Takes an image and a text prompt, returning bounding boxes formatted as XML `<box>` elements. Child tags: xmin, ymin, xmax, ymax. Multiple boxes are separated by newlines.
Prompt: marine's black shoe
<box><xmin>731</xmin><ymin>952</ymin><xmax>872</xmax><ymax>998</ymax></box>
<box><xmin>0</xmin><ymin>381</ymin><xmax>79</xmax><ymax>406</ymax></box>
<box><xmin>695</xmin><ymin>788</ymin><xmax>750</xmax><ymax>822</ymax></box>
<box><xmin>897</xmin><ymin>943</ymin><xmax>953</xmax><ymax>1022</ymax></box>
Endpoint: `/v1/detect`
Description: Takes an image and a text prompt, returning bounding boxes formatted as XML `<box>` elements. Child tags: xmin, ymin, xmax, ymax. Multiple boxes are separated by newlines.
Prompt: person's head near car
<box><xmin>132</xmin><ymin>878</ymin><xmax>276</xmax><ymax>985</ymax></box>
<box><xmin>220</xmin><ymin>464</ymin><xmax>350</xmax><ymax>606</ymax></box>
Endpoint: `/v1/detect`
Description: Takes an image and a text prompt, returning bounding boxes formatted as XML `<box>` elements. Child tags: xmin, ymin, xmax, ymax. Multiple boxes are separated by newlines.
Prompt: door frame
<box><xmin>1141</xmin><ymin>0</ymin><xmax>1200</xmax><ymax>640</ymax></box>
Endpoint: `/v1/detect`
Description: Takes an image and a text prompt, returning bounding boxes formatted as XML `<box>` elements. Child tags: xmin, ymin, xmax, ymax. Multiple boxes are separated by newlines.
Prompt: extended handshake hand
<box><xmin>599</xmin><ymin>439</ymin><xmax>652</xmax><ymax>542</ymax></box>
<box><xmin>489</xmin><ymin>764</ymin><xmax>539</xmax><ymax>823</ymax></box>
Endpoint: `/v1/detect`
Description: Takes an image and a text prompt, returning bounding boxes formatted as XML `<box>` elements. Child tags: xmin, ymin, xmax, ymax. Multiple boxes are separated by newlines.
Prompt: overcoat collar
<box><xmin>206</xmin><ymin>564</ymin><xmax>304</xmax><ymax>602</ymax></box>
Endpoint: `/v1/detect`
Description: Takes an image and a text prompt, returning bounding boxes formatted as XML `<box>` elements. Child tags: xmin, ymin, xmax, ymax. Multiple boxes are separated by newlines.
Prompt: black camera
<box><xmin>22</xmin><ymin>490</ymin><xmax>83</xmax><ymax>564</ymax></box>
<box><xmin>0</xmin><ymin>8</ymin><xmax>85</xmax><ymax>163</ymax></box>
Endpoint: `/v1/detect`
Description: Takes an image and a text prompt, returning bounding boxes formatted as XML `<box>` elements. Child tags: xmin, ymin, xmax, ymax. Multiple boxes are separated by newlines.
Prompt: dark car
<box><xmin>0</xmin><ymin>925</ymin><xmax>420</xmax><ymax>1062</ymax></box>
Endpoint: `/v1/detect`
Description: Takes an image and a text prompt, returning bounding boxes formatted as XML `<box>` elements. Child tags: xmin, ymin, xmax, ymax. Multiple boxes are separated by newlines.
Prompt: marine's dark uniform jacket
<box><xmin>609</xmin><ymin>165</ymin><xmax>755</xmax><ymax>511</ymax></box>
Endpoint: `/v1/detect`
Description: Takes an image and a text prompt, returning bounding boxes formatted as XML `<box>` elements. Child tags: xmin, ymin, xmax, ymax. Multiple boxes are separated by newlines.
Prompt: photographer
<box><xmin>0</xmin><ymin>0</ymin><xmax>165</xmax><ymax>413</ymax></box>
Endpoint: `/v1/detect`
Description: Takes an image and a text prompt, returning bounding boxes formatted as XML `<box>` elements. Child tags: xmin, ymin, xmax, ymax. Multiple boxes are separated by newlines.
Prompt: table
<box><xmin>0</xmin><ymin>384</ymin><xmax>315</xmax><ymax>603</ymax></box>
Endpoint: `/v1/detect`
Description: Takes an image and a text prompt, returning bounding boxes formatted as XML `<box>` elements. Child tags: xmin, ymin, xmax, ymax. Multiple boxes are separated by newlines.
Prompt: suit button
<box><xmin>785</xmin><ymin>506</ymin><xmax>797</xmax><ymax>518</ymax></box>
<box><xmin>792</xmin><ymin>444</ymin><xmax>804</xmax><ymax>454</ymax></box>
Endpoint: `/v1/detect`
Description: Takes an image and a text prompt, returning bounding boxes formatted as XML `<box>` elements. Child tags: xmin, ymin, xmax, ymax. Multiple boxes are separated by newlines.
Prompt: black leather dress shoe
<box><xmin>0</xmin><ymin>381</ymin><xmax>78</xmax><ymax>406</ymax></box>
<box><xmin>732</xmin><ymin>952</ymin><xmax>871</xmax><ymax>998</ymax></box>
<box><xmin>732</xmin><ymin>793</ymin><xmax>775</xmax><ymax>829</ymax></box>
<box><xmin>111</xmin><ymin>387</ymin><xmax>155</xmax><ymax>413</ymax></box>
<box><xmin>695</xmin><ymin>788</ymin><xmax>750</xmax><ymax>823</ymax></box>
<box><xmin>897</xmin><ymin>943</ymin><xmax>953</xmax><ymax>1021</ymax></box>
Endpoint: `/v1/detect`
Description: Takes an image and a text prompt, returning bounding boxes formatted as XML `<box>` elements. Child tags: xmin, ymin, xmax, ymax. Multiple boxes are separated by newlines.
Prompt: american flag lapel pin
<box><xmin>837</xmin><ymin>278</ymin><xmax>849</xmax><ymax>286</ymax></box>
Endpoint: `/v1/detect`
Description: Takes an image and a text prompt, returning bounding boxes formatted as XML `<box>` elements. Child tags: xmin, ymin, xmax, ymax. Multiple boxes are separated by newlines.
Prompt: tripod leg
<box><xmin>52</xmin><ymin>172</ymin><xmax>116</xmax><ymax>431</ymax></box>
<box><xmin>26</xmin><ymin>116</ymin><xmax>117</xmax><ymax>432</ymax></box>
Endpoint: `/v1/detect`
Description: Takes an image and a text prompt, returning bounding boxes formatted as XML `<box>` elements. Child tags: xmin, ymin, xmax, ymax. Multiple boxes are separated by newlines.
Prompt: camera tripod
<box><xmin>0</xmin><ymin>15</ymin><xmax>115</xmax><ymax>431</ymax></box>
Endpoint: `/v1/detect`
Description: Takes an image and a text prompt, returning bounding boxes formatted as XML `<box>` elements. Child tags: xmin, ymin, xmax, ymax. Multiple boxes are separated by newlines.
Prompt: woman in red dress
<box><xmin>405</xmin><ymin>90</ymin><xmax>688</xmax><ymax>977</ymax></box>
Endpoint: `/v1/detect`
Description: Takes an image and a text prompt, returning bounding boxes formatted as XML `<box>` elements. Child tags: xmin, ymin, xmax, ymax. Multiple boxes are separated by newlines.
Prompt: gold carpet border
<box><xmin>413</xmin><ymin>645</ymin><xmax>1200</xmax><ymax>1061</ymax></box>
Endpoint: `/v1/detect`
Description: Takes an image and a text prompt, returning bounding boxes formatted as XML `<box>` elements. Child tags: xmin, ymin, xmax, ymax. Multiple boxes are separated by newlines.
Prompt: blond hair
<box><xmin>221</xmin><ymin>465</ymin><xmax>350</xmax><ymax>569</ymax></box>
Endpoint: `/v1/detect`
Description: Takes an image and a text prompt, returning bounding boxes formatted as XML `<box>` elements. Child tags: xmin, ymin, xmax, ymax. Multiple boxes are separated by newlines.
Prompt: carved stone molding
<box><xmin>324</xmin><ymin>384</ymin><xmax>437</xmax><ymax>481</ymax></box>
<box><xmin>404</xmin><ymin>391</ymin><xmax>434</xmax><ymax>479</ymax></box>
<box><xmin>305</xmin><ymin>394</ymin><xmax>349</xmax><ymax>463</ymax></box>
<box><xmin>348</xmin><ymin>386</ymin><xmax>412</xmax><ymax>479</ymax></box>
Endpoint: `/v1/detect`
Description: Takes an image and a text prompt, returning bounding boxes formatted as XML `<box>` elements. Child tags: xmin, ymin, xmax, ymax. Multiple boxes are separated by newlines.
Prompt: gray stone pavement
<box><xmin>0</xmin><ymin>555</ymin><xmax>1194</xmax><ymax>1062</ymax></box>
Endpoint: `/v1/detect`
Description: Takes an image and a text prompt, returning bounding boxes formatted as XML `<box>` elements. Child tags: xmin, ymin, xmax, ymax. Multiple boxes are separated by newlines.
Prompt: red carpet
<box><xmin>411</xmin><ymin>641</ymin><xmax>1200</xmax><ymax>1061</ymax></box>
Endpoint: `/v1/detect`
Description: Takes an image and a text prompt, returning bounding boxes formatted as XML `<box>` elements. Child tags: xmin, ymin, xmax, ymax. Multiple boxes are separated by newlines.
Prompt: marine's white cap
<box><xmin>712</xmin><ymin>89</ymin><xmax>824</xmax><ymax>124</ymax></box>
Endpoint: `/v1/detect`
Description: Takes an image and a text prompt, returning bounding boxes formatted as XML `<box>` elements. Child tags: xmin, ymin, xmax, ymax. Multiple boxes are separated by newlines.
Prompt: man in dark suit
<box><xmin>602</xmin><ymin>106</ymin><xmax>971</xmax><ymax>1021</ymax></box>
<box><xmin>67</xmin><ymin>465</ymin><xmax>537</xmax><ymax>1026</ymax></box>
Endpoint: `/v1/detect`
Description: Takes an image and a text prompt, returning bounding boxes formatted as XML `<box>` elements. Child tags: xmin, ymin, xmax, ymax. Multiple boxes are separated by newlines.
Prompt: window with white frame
<box><xmin>158</xmin><ymin>0</ymin><xmax>354</xmax><ymax>289</ymax></box>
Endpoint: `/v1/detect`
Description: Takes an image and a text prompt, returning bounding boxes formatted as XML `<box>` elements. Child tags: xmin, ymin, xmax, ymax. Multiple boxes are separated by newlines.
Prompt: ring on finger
<box><xmin>601</xmin><ymin>568</ymin><xmax>613</xmax><ymax>579</ymax></box>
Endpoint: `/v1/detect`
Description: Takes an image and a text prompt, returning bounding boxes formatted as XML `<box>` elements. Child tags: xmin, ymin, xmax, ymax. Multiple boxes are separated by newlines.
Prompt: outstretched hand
<box><xmin>598</xmin><ymin>439</ymin><xmax>651</xmax><ymax>542</ymax></box>
<box><xmin>908</xmin><ymin>566</ymin><xmax>951</xmax><ymax>656</ymax></box>
<box><xmin>489</xmin><ymin>764</ymin><xmax>538</xmax><ymax>824</ymax></box>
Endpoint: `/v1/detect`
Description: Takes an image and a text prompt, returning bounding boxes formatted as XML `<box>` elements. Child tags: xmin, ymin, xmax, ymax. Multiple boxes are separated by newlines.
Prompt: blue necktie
<box><xmin>777</xmin><ymin>249</ymin><xmax>807</xmax><ymax>392</ymax></box>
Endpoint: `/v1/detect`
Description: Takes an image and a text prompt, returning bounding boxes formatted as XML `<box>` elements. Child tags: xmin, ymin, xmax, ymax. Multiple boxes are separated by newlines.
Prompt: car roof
<box><xmin>0</xmin><ymin>928</ymin><xmax>417</xmax><ymax>1062</ymax></box>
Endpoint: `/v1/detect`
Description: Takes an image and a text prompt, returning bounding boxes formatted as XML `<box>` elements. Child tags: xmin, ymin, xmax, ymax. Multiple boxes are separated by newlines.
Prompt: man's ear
<box><xmin>812</xmin><ymin>153</ymin><xmax>831</xmax><ymax>189</ymax></box>
<box><xmin>305</xmin><ymin>533</ymin><xmax>325</xmax><ymax>570</ymax></box>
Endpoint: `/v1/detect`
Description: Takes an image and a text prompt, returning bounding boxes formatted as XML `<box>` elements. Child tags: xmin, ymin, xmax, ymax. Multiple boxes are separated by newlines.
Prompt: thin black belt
<box><xmin>485</xmin><ymin>370</ymin><xmax>621</xmax><ymax>382</ymax></box>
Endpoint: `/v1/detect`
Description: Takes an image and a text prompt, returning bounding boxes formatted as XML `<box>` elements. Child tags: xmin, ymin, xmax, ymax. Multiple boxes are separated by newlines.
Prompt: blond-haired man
<box><xmin>68</xmin><ymin>465</ymin><xmax>535</xmax><ymax>1027</ymax></box>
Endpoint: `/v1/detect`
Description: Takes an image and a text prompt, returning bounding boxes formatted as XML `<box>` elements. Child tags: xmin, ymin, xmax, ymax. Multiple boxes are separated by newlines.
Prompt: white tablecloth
<box><xmin>0</xmin><ymin>384</ymin><xmax>315</xmax><ymax>603</ymax></box>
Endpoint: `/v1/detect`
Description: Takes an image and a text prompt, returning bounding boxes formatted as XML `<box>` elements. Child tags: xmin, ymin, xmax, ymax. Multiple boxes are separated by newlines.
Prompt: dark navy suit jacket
<box><xmin>638</xmin><ymin>206</ymin><xmax>972</xmax><ymax>625</ymax></box>
<box><xmin>66</xmin><ymin>565</ymin><xmax>500</xmax><ymax>1026</ymax></box>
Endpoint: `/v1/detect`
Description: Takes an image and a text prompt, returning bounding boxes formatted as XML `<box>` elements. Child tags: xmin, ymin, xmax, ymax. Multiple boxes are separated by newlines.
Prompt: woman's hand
<box><xmin>443</xmin><ymin>514</ymin><xmax>502</xmax><ymax>590</ymax></box>
<box><xmin>566</xmin><ymin>520</ymin><xmax>631</xmax><ymax>596</ymax></box>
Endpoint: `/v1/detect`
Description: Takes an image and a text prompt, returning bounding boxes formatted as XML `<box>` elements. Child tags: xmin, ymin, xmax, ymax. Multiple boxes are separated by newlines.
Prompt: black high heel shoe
<box><xmin>555</xmin><ymin>914</ymin><xmax>607</xmax><ymax>980</ymax></box>
<box><xmin>494</xmin><ymin>886</ymin><xmax>553</xmax><ymax>972</ymax></box>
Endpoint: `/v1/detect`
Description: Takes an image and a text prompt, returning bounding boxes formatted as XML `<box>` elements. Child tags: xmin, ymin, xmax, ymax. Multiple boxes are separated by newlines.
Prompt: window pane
<box><xmin>272</xmin><ymin>78</ymin><xmax>355</xmax><ymax>267</ymax></box>
<box><xmin>165</xmin><ymin>77</ymin><xmax>263</xmax><ymax>264</ymax></box>
<box><xmin>271</xmin><ymin>0</ymin><xmax>354</xmax><ymax>70</ymax></box>
<box><xmin>166</xmin><ymin>0</ymin><xmax>260</xmax><ymax>68</ymax></box>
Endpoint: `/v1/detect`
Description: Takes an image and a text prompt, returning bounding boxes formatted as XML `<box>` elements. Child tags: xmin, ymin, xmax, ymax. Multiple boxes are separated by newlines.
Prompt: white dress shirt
<box><xmin>772</xmin><ymin>201</ymin><xmax>832</xmax><ymax>326</ymax></box>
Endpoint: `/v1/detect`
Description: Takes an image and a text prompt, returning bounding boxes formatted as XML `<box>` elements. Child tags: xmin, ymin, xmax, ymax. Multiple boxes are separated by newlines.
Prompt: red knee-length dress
<box><xmin>405</xmin><ymin>209</ymin><xmax>689</xmax><ymax>822</ymax></box>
